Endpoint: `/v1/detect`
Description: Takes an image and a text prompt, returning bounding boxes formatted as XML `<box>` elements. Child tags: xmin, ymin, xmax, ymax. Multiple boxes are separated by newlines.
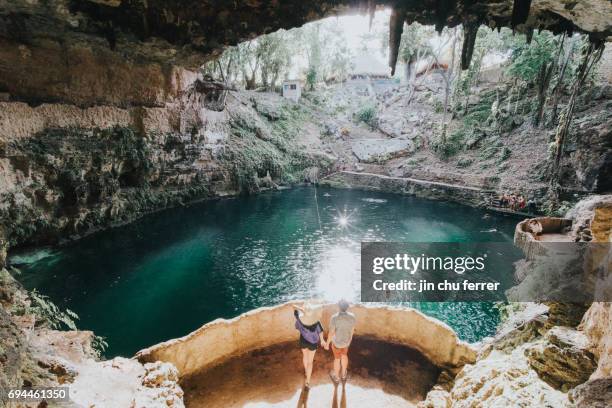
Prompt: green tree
<box><xmin>398</xmin><ymin>23</ymin><xmax>434</xmax><ymax>81</ymax></box>
<box><xmin>454</xmin><ymin>27</ymin><xmax>513</xmax><ymax>114</ymax></box>
<box><xmin>295</xmin><ymin>20</ymin><xmax>352</xmax><ymax>88</ymax></box>
<box><xmin>302</xmin><ymin>22</ymin><xmax>324</xmax><ymax>89</ymax></box>
<box><xmin>507</xmin><ymin>31</ymin><xmax>574</xmax><ymax>127</ymax></box>
<box><xmin>507</xmin><ymin>31</ymin><xmax>557</xmax><ymax>83</ymax></box>
<box><xmin>258</xmin><ymin>31</ymin><xmax>292</xmax><ymax>91</ymax></box>
<box><xmin>238</xmin><ymin>41</ymin><xmax>262</xmax><ymax>90</ymax></box>
<box><xmin>381</xmin><ymin>22</ymin><xmax>434</xmax><ymax>81</ymax></box>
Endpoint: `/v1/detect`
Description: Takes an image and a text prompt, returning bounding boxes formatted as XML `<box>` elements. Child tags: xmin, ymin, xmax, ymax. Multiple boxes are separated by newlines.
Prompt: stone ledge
<box><xmin>136</xmin><ymin>302</ymin><xmax>477</xmax><ymax>378</ymax></box>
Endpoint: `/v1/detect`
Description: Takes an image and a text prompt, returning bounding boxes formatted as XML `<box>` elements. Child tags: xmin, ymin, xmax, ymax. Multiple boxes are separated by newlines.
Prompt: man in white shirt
<box><xmin>325</xmin><ymin>299</ymin><xmax>356</xmax><ymax>384</ymax></box>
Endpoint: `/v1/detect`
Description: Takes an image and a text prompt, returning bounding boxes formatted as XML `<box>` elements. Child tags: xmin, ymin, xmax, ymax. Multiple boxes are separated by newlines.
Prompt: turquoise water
<box><xmin>16</xmin><ymin>186</ymin><xmax>521</xmax><ymax>357</ymax></box>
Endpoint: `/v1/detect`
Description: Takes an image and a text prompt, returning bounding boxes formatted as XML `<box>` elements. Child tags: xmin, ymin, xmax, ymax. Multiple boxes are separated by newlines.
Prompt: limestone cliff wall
<box><xmin>580</xmin><ymin>302</ymin><xmax>612</xmax><ymax>379</ymax></box>
<box><xmin>0</xmin><ymin>98</ymin><xmax>227</xmax><ymax>249</ymax></box>
<box><xmin>0</xmin><ymin>91</ymin><xmax>333</xmax><ymax>252</ymax></box>
<box><xmin>571</xmin><ymin>195</ymin><xmax>612</xmax><ymax>380</ymax></box>
<box><xmin>136</xmin><ymin>302</ymin><xmax>477</xmax><ymax>378</ymax></box>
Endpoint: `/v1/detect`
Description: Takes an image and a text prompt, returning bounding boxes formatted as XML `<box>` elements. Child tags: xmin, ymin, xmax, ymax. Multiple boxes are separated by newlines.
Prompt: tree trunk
<box><xmin>245</xmin><ymin>66</ymin><xmax>258</xmax><ymax>90</ymax></box>
<box><xmin>443</xmin><ymin>30</ymin><xmax>459</xmax><ymax>121</ymax></box>
<box><xmin>403</xmin><ymin>61</ymin><xmax>411</xmax><ymax>83</ymax></box>
<box><xmin>549</xmin><ymin>37</ymin><xmax>574</xmax><ymax>127</ymax></box>
<box><xmin>245</xmin><ymin>76</ymin><xmax>256</xmax><ymax>90</ymax></box>
<box><xmin>261</xmin><ymin>70</ymin><xmax>269</xmax><ymax>90</ymax></box>
<box><xmin>533</xmin><ymin>61</ymin><xmax>553</xmax><ymax>127</ymax></box>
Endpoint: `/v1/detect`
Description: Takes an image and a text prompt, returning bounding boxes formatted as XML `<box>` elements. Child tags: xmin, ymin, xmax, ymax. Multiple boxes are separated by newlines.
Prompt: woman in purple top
<box><xmin>293</xmin><ymin>303</ymin><xmax>326</xmax><ymax>388</ymax></box>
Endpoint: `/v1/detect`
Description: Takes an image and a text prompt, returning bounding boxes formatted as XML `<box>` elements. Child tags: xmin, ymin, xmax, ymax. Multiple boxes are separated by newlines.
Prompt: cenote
<box><xmin>14</xmin><ymin>186</ymin><xmax>522</xmax><ymax>357</ymax></box>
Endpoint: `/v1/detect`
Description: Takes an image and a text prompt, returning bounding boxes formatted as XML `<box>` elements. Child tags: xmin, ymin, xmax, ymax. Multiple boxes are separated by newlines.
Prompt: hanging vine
<box><xmin>550</xmin><ymin>39</ymin><xmax>605</xmax><ymax>193</ymax></box>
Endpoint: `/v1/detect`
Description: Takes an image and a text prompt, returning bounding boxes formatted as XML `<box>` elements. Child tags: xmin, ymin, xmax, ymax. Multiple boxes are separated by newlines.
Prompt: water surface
<box><xmin>16</xmin><ymin>186</ymin><xmax>521</xmax><ymax>357</ymax></box>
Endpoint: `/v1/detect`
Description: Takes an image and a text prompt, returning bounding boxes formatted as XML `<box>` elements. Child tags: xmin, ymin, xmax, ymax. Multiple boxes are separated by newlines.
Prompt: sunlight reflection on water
<box><xmin>16</xmin><ymin>186</ymin><xmax>521</xmax><ymax>356</ymax></box>
<box><xmin>314</xmin><ymin>243</ymin><xmax>361</xmax><ymax>302</ymax></box>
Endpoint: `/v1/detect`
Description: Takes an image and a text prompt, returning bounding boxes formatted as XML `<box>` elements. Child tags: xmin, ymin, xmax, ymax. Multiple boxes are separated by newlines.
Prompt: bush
<box><xmin>432</xmin><ymin>129</ymin><xmax>465</xmax><ymax>159</ymax></box>
<box><xmin>499</xmin><ymin>146</ymin><xmax>512</xmax><ymax>161</ymax></box>
<box><xmin>405</xmin><ymin>157</ymin><xmax>427</xmax><ymax>166</ymax></box>
<box><xmin>223</xmin><ymin>104</ymin><xmax>334</xmax><ymax>192</ymax></box>
<box><xmin>543</xmin><ymin>200</ymin><xmax>575</xmax><ymax>217</ymax></box>
<box><xmin>356</xmin><ymin>105</ymin><xmax>378</xmax><ymax>129</ymax></box>
<box><xmin>463</xmin><ymin>109</ymin><xmax>491</xmax><ymax>127</ymax></box>
<box><xmin>433</xmin><ymin>99</ymin><xmax>444</xmax><ymax>113</ymax></box>
<box><xmin>29</xmin><ymin>289</ymin><xmax>78</xmax><ymax>330</ymax></box>
<box><xmin>508</xmin><ymin>31</ymin><xmax>557</xmax><ymax>84</ymax></box>
<box><xmin>479</xmin><ymin>140</ymin><xmax>503</xmax><ymax>160</ymax></box>
<box><xmin>457</xmin><ymin>157</ymin><xmax>474</xmax><ymax>168</ymax></box>
<box><xmin>92</xmin><ymin>335</ymin><xmax>109</xmax><ymax>358</ymax></box>
<box><xmin>306</xmin><ymin>67</ymin><xmax>317</xmax><ymax>90</ymax></box>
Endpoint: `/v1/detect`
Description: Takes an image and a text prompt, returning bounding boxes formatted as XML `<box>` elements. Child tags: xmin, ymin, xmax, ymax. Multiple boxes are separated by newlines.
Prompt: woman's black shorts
<box><xmin>299</xmin><ymin>336</ymin><xmax>318</xmax><ymax>351</ymax></box>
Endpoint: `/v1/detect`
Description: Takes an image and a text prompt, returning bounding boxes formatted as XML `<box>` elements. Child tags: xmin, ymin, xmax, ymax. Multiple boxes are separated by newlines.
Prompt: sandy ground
<box><xmin>182</xmin><ymin>337</ymin><xmax>440</xmax><ymax>408</ymax></box>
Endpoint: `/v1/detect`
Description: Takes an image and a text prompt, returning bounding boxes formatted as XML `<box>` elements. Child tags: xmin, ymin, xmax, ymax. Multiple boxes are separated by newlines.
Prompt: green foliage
<box><xmin>297</xmin><ymin>20</ymin><xmax>354</xmax><ymax>86</ymax></box>
<box><xmin>508</xmin><ymin>31</ymin><xmax>557</xmax><ymax>83</ymax></box>
<box><xmin>399</xmin><ymin>23</ymin><xmax>434</xmax><ymax>65</ymax></box>
<box><xmin>463</xmin><ymin>108</ymin><xmax>491</xmax><ymax>128</ymax></box>
<box><xmin>543</xmin><ymin>200</ymin><xmax>575</xmax><ymax>217</ymax></box>
<box><xmin>405</xmin><ymin>157</ymin><xmax>427</xmax><ymax>167</ymax></box>
<box><xmin>223</xmin><ymin>101</ymin><xmax>332</xmax><ymax>192</ymax></box>
<box><xmin>270</xmin><ymin>103</ymin><xmax>311</xmax><ymax>141</ymax></box>
<box><xmin>479</xmin><ymin>141</ymin><xmax>501</xmax><ymax>160</ymax></box>
<box><xmin>355</xmin><ymin>105</ymin><xmax>378</xmax><ymax>129</ymax></box>
<box><xmin>432</xmin><ymin>128</ymin><xmax>465</xmax><ymax>159</ymax></box>
<box><xmin>27</xmin><ymin>287</ymin><xmax>109</xmax><ymax>357</ymax></box>
<box><xmin>499</xmin><ymin>146</ymin><xmax>512</xmax><ymax>162</ymax></box>
<box><xmin>257</xmin><ymin>31</ymin><xmax>292</xmax><ymax>89</ymax></box>
<box><xmin>203</xmin><ymin>30</ymin><xmax>293</xmax><ymax>89</ymax></box>
<box><xmin>452</xmin><ymin>27</ymin><xmax>518</xmax><ymax>115</ymax></box>
<box><xmin>433</xmin><ymin>99</ymin><xmax>444</xmax><ymax>113</ymax></box>
<box><xmin>91</xmin><ymin>335</ymin><xmax>109</xmax><ymax>358</ymax></box>
<box><xmin>305</xmin><ymin>67</ymin><xmax>318</xmax><ymax>91</ymax></box>
<box><xmin>457</xmin><ymin>157</ymin><xmax>474</xmax><ymax>168</ymax></box>
<box><xmin>28</xmin><ymin>289</ymin><xmax>78</xmax><ymax>330</ymax></box>
<box><xmin>209</xmin><ymin>19</ymin><xmax>354</xmax><ymax>90</ymax></box>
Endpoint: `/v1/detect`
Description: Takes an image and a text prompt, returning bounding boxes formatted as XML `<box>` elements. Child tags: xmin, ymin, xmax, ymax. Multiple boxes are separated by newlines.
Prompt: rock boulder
<box><xmin>568</xmin><ymin>377</ymin><xmax>612</xmax><ymax>408</ymax></box>
<box><xmin>525</xmin><ymin>327</ymin><xmax>597</xmax><ymax>391</ymax></box>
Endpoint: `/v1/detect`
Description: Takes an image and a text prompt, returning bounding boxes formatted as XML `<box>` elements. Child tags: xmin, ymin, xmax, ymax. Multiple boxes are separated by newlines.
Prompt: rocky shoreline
<box><xmin>321</xmin><ymin>170</ymin><xmax>492</xmax><ymax>207</ymax></box>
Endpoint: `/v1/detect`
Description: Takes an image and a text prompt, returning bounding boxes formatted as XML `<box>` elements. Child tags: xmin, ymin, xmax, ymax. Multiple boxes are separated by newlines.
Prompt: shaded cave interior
<box><xmin>181</xmin><ymin>337</ymin><xmax>441</xmax><ymax>408</ymax></box>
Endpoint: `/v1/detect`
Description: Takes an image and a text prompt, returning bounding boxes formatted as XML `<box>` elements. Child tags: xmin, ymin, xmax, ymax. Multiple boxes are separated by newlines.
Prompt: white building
<box><xmin>282</xmin><ymin>80</ymin><xmax>301</xmax><ymax>102</ymax></box>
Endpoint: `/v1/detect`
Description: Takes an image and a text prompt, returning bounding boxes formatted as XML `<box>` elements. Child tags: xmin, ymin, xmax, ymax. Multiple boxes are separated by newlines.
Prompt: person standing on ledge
<box><xmin>326</xmin><ymin>299</ymin><xmax>356</xmax><ymax>385</ymax></box>
<box><xmin>293</xmin><ymin>303</ymin><xmax>325</xmax><ymax>389</ymax></box>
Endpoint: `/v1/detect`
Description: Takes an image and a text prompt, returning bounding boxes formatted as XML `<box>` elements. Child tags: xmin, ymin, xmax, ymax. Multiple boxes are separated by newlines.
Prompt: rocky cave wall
<box><xmin>416</xmin><ymin>195</ymin><xmax>612</xmax><ymax>407</ymax></box>
<box><xmin>0</xmin><ymin>95</ymin><xmax>230</xmax><ymax>250</ymax></box>
<box><xmin>0</xmin><ymin>0</ymin><xmax>611</xmax><ymax>256</ymax></box>
<box><xmin>1</xmin><ymin>1</ymin><xmax>611</xmax><ymax>108</ymax></box>
<box><xmin>0</xmin><ymin>90</ymin><xmax>330</xmax><ymax>256</ymax></box>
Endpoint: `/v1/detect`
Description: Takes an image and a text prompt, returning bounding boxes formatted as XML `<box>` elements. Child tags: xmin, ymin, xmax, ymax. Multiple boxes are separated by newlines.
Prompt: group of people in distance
<box><xmin>293</xmin><ymin>299</ymin><xmax>356</xmax><ymax>389</ymax></box>
<box><xmin>498</xmin><ymin>192</ymin><xmax>527</xmax><ymax>211</ymax></box>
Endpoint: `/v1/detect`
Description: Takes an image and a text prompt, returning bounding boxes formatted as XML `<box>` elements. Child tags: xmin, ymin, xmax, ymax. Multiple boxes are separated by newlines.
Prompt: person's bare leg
<box><xmin>301</xmin><ymin>349</ymin><xmax>309</xmax><ymax>382</ymax></box>
<box><xmin>333</xmin><ymin>357</ymin><xmax>341</xmax><ymax>378</ymax></box>
<box><xmin>305</xmin><ymin>349</ymin><xmax>316</xmax><ymax>385</ymax></box>
<box><xmin>340</xmin><ymin>355</ymin><xmax>349</xmax><ymax>379</ymax></box>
